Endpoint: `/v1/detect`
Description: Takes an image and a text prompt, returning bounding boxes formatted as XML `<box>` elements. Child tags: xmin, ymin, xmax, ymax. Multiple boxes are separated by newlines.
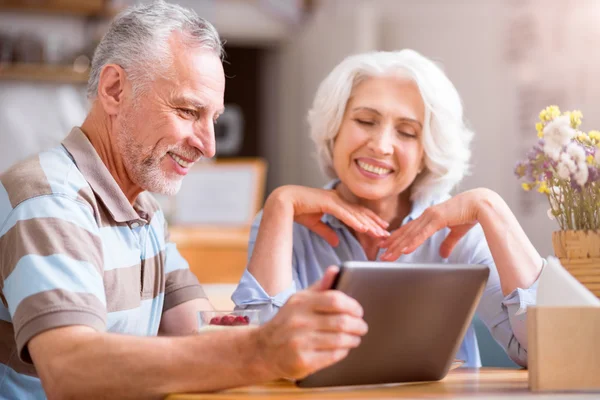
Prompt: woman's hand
<box><xmin>379</xmin><ymin>189</ymin><xmax>492</xmax><ymax>260</ymax></box>
<box><xmin>268</xmin><ymin>185</ymin><xmax>390</xmax><ymax>247</ymax></box>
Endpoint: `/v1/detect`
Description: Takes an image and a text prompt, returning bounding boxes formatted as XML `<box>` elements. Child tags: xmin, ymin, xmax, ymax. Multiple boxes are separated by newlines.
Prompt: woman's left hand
<box><xmin>379</xmin><ymin>188</ymin><xmax>493</xmax><ymax>260</ymax></box>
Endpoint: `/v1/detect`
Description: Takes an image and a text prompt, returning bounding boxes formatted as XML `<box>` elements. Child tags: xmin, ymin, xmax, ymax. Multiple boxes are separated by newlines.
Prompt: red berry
<box><xmin>243</xmin><ymin>316</ymin><xmax>250</xmax><ymax>323</ymax></box>
<box><xmin>232</xmin><ymin>316</ymin><xmax>248</xmax><ymax>326</ymax></box>
<box><xmin>221</xmin><ymin>315</ymin><xmax>235</xmax><ymax>326</ymax></box>
<box><xmin>209</xmin><ymin>316</ymin><xmax>221</xmax><ymax>325</ymax></box>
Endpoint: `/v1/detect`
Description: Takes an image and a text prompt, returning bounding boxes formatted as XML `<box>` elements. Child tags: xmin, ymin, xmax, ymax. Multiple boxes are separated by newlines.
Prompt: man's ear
<box><xmin>97</xmin><ymin>64</ymin><xmax>128</xmax><ymax>116</ymax></box>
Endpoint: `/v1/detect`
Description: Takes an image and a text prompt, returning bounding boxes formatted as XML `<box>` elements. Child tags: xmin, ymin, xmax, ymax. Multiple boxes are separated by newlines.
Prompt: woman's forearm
<box><xmin>476</xmin><ymin>189</ymin><xmax>543</xmax><ymax>296</ymax></box>
<box><xmin>247</xmin><ymin>190</ymin><xmax>296</xmax><ymax>296</ymax></box>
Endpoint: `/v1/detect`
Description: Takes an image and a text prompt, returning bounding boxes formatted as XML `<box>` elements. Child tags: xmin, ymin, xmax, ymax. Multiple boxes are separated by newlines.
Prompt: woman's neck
<box><xmin>335</xmin><ymin>182</ymin><xmax>412</xmax><ymax>260</ymax></box>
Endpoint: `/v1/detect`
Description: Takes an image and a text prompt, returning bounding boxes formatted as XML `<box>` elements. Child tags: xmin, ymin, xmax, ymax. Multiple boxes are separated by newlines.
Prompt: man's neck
<box><xmin>80</xmin><ymin>106</ymin><xmax>143</xmax><ymax>204</ymax></box>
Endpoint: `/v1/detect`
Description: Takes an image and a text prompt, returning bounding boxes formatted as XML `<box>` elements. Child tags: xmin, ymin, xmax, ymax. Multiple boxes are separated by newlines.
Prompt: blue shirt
<box><xmin>0</xmin><ymin>128</ymin><xmax>206</xmax><ymax>398</ymax></box>
<box><xmin>232</xmin><ymin>181</ymin><xmax>540</xmax><ymax>368</ymax></box>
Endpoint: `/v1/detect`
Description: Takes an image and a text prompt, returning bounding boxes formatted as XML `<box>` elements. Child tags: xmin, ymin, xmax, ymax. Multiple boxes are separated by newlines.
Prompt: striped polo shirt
<box><xmin>0</xmin><ymin>127</ymin><xmax>207</xmax><ymax>398</ymax></box>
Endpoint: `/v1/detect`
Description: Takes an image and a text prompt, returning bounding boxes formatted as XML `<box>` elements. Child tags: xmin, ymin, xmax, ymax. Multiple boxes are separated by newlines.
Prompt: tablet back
<box><xmin>297</xmin><ymin>262</ymin><xmax>490</xmax><ymax>388</ymax></box>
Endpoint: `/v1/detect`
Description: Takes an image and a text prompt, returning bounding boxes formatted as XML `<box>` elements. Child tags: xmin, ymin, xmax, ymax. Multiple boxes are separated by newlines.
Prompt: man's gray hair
<box><xmin>87</xmin><ymin>0</ymin><xmax>223</xmax><ymax>99</ymax></box>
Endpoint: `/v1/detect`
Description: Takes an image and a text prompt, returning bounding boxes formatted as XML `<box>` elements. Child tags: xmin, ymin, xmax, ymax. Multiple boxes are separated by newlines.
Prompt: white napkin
<box><xmin>537</xmin><ymin>256</ymin><xmax>600</xmax><ymax>306</ymax></box>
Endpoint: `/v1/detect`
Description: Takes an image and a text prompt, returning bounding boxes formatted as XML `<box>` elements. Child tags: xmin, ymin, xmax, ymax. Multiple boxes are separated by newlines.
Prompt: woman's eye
<box><xmin>356</xmin><ymin>119</ymin><xmax>375</xmax><ymax>126</ymax></box>
<box><xmin>397</xmin><ymin>130</ymin><xmax>417</xmax><ymax>138</ymax></box>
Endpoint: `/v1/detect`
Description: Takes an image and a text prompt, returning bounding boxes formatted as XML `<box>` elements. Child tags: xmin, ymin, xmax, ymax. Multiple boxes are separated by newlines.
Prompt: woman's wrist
<box><xmin>264</xmin><ymin>186</ymin><xmax>295</xmax><ymax>218</ymax></box>
<box><xmin>474</xmin><ymin>188</ymin><xmax>504</xmax><ymax>224</ymax></box>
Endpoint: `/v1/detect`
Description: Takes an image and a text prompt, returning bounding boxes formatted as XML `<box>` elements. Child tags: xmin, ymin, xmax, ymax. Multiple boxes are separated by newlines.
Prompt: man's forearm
<box><xmin>246</xmin><ymin>191</ymin><xmax>295</xmax><ymax>296</ymax></box>
<box><xmin>477</xmin><ymin>190</ymin><xmax>543</xmax><ymax>296</ymax></box>
<box><xmin>31</xmin><ymin>326</ymin><xmax>272</xmax><ymax>400</ymax></box>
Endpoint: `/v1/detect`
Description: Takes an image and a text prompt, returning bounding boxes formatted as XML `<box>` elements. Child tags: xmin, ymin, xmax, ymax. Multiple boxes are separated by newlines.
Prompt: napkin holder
<box><xmin>528</xmin><ymin>306</ymin><xmax>600</xmax><ymax>391</ymax></box>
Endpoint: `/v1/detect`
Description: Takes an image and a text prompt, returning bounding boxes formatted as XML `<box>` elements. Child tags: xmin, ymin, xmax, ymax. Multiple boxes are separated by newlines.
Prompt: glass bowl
<box><xmin>197</xmin><ymin>310</ymin><xmax>260</xmax><ymax>332</ymax></box>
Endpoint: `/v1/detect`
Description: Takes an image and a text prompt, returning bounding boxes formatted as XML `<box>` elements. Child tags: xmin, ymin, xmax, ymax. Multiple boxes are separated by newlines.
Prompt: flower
<box><xmin>516</xmin><ymin>106</ymin><xmax>600</xmax><ymax>231</ymax></box>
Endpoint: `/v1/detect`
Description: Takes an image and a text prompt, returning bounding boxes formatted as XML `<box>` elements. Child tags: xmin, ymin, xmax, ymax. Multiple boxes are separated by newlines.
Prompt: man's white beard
<box><xmin>117</xmin><ymin>124</ymin><xmax>183</xmax><ymax>196</ymax></box>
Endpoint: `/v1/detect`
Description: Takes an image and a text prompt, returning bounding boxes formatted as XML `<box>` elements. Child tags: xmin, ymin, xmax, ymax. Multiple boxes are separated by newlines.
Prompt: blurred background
<box><xmin>2</xmin><ymin>0</ymin><xmax>599</xmax><ymax>366</ymax></box>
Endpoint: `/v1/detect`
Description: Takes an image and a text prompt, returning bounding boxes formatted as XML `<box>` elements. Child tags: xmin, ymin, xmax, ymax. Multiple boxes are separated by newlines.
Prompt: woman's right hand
<box><xmin>266</xmin><ymin>185</ymin><xmax>389</xmax><ymax>247</ymax></box>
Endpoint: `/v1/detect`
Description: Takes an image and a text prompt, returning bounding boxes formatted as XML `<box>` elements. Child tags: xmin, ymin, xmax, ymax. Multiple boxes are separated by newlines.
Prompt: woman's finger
<box><xmin>308</xmin><ymin>221</ymin><xmax>341</xmax><ymax>247</ymax></box>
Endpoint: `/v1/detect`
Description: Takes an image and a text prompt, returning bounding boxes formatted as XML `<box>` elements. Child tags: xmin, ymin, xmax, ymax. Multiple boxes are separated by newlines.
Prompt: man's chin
<box><xmin>142</xmin><ymin>177</ymin><xmax>183</xmax><ymax>196</ymax></box>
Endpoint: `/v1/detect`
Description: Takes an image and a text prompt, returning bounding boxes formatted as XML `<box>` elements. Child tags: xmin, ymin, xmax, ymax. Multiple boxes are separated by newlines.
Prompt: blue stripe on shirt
<box><xmin>0</xmin><ymin>182</ymin><xmax>11</xmax><ymax>218</ymax></box>
<box><xmin>39</xmin><ymin>148</ymin><xmax>88</xmax><ymax>197</ymax></box>
<box><xmin>4</xmin><ymin>254</ymin><xmax>106</xmax><ymax>314</ymax></box>
<box><xmin>0</xmin><ymin>195</ymin><xmax>97</xmax><ymax>237</ymax></box>
<box><xmin>99</xmin><ymin>226</ymin><xmax>142</xmax><ymax>271</ymax></box>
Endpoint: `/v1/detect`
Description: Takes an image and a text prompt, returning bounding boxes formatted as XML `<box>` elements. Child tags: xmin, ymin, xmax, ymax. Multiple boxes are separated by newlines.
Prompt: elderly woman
<box><xmin>232</xmin><ymin>50</ymin><xmax>544</xmax><ymax>368</ymax></box>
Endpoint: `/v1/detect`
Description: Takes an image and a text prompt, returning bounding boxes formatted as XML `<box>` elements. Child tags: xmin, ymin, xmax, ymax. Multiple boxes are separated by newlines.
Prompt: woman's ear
<box><xmin>96</xmin><ymin>64</ymin><xmax>128</xmax><ymax>116</ymax></box>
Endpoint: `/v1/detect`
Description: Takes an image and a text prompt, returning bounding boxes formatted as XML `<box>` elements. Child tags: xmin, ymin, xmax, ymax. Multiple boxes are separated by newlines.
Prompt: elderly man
<box><xmin>0</xmin><ymin>1</ymin><xmax>392</xmax><ymax>399</ymax></box>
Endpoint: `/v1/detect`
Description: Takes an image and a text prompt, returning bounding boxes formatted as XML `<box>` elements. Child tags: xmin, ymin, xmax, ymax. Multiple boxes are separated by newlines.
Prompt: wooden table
<box><xmin>167</xmin><ymin>368</ymin><xmax>599</xmax><ymax>399</ymax></box>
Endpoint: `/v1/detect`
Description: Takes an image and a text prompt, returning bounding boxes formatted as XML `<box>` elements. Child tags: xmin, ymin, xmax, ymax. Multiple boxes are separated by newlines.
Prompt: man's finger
<box><xmin>315</xmin><ymin>314</ymin><xmax>369</xmax><ymax>335</ymax></box>
<box><xmin>310</xmin><ymin>332</ymin><xmax>362</xmax><ymax>350</ymax></box>
<box><xmin>312</xmin><ymin>291</ymin><xmax>364</xmax><ymax>317</ymax></box>
<box><xmin>309</xmin><ymin>266</ymin><xmax>340</xmax><ymax>292</ymax></box>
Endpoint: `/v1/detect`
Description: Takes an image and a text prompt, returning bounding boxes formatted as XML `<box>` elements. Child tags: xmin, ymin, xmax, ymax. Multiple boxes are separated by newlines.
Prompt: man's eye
<box><xmin>178</xmin><ymin>108</ymin><xmax>196</xmax><ymax>118</ymax></box>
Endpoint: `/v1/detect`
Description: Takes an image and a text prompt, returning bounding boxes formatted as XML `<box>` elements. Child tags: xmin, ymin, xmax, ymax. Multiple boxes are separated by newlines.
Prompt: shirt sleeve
<box><xmin>0</xmin><ymin>196</ymin><xmax>107</xmax><ymax>363</ymax></box>
<box><xmin>449</xmin><ymin>223</ymin><xmax>542</xmax><ymax>367</ymax></box>
<box><xmin>231</xmin><ymin>211</ymin><xmax>300</xmax><ymax>323</ymax></box>
<box><xmin>162</xmin><ymin>217</ymin><xmax>207</xmax><ymax>312</ymax></box>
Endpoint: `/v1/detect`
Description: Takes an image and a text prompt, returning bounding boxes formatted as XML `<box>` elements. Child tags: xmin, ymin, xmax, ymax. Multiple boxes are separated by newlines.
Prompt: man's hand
<box><xmin>269</xmin><ymin>185</ymin><xmax>389</xmax><ymax>247</ymax></box>
<box><xmin>254</xmin><ymin>266</ymin><xmax>368</xmax><ymax>379</ymax></box>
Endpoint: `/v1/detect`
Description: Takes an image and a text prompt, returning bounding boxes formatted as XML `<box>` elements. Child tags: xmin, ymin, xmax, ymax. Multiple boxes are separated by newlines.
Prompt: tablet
<box><xmin>296</xmin><ymin>261</ymin><xmax>490</xmax><ymax>388</ymax></box>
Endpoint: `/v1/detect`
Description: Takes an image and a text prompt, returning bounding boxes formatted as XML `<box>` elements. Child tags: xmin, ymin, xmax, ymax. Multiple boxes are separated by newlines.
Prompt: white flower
<box><xmin>543</xmin><ymin>142</ymin><xmax>562</xmax><ymax>160</ymax></box>
<box><xmin>575</xmin><ymin>162</ymin><xmax>589</xmax><ymax>186</ymax></box>
<box><xmin>566</xmin><ymin>142</ymin><xmax>586</xmax><ymax>164</ymax></box>
<box><xmin>543</xmin><ymin>115</ymin><xmax>575</xmax><ymax>148</ymax></box>
<box><xmin>557</xmin><ymin>162</ymin><xmax>571</xmax><ymax>180</ymax></box>
<box><xmin>559</xmin><ymin>152</ymin><xmax>577</xmax><ymax>172</ymax></box>
<box><xmin>547</xmin><ymin>208</ymin><xmax>555</xmax><ymax>221</ymax></box>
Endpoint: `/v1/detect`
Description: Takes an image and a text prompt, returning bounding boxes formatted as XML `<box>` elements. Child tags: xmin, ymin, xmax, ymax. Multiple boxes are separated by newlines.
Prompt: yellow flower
<box><xmin>589</xmin><ymin>130</ymin><xmax>600</xmax><ymax>142</ymax></box>
<box><xmin>521</xmin><ymin>182</ymin><xmax>532</xmax><ymax>191</ymax></box>
<box><xmin>569</xmin><ymin>110</ymin><xmax>583</xmax><ymax>128</ymax></box>
<box><xmin>587</xmin><ymin>155</ymin><xmax>594</xmax><ymax>165</ymax></box>
<box><xmin>536</xmin><ymin>122</ymin><xmax>544</xmax><ymax>137</ymax></box>
<box><xmin>539</xmin><ymin>105</ymin><xmax>561</xmax><ymax>122</ymax></box>
<box><xmin>537</xmin><ymin>181</ymin><xmax>550</xmax><ymax>194</ymax></box>
<box><xmin>577</xmin><ymin>133</ymin><xmax>588</xmax><ymax>142</ymax></box>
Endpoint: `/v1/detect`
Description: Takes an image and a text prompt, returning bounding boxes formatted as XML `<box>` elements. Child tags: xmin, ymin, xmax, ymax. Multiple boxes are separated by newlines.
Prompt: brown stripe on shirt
<box><xmin>103</xmin><ymin>253</ymin><xmax>167</xmax><ymax>312</ymax></box>
<box><xmin>163</xmin><ymin>269</ymin><xmax>206</xmax><ymax>312</ymax></box>
<box><xmin>0</xmin><ymin>320</ymin><xmax>37</xmax><ymax>376</ymax></box>
<box><xmin>0</xmin><ymin>218</ymin><xmax>104</xmax><ymax>281</ymax></box>
<box><xmin>104</xmin><ymin>264</ymin><xmax>142</xmax><ymax>312</ymax></box>
<box><xmin>12</xmin><ymin>289</ymin><xmax>107</xmax><ymax>331</ymax></box>
<box><xmin>0</xmin><ymin>156</ymin><xmax>52</xmax><ymax>209</ymax></box>
<box><xmin>17</xmin><ymin>310</ymin><xmax>106</xmax><ymax>363</ymax></box>
<box><xmin>141</xmin><ymin>252</ymin><xmax>166</xmax><ymax>302</ymax></box>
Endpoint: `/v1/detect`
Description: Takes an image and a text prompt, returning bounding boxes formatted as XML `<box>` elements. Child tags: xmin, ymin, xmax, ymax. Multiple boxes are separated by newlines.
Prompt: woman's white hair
<box><xmin>87</xmin><ymin>0</ymin><xmax>223</xmax><ymax>99</ymax></box>
<box><xmin>308</xmin><ymin>49</ymin><xmax>473</xmax><ymax>203</ymax></box>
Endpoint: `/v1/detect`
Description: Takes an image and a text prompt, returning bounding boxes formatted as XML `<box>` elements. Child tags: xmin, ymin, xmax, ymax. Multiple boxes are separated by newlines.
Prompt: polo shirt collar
<box><xmin>62</xmin><ymin>127</ymin><xmax>141</xmax><ymax>223</ymax></box>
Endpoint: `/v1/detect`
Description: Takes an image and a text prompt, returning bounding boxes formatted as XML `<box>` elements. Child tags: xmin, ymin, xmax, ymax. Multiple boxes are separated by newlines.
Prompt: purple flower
<box><xmin>588</xmin><ymin>166</ymin><xmax>600</xmax><ymax>183</ymax></box>
<box><xmin>514</xmin><ymin>162</ymin><xmax>526</xmax><ymax>178</ymax></box>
